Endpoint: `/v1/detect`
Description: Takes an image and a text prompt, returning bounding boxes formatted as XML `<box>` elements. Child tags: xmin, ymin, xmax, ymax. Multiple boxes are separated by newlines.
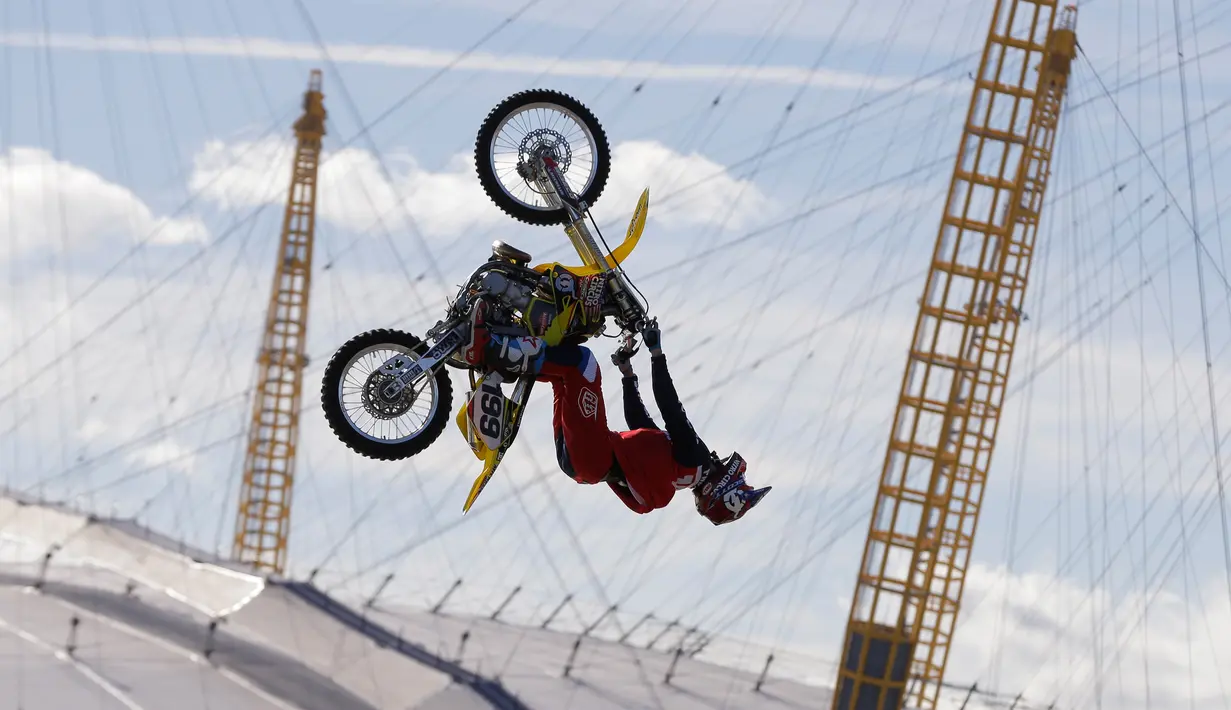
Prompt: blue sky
<box><xmin>3</xmin><ymin>1</ymin><xmax>1231</xmax><ymax>708</ymax></box>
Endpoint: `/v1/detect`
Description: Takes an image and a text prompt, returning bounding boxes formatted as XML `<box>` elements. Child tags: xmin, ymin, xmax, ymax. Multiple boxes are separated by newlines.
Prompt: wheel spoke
<box><xmin>334</xmin><ymin>342</ymin><xmax>440</xmax><ymax>445</ymax></box>
<box><xmin>488</xmin><ymin>100</ymin><xmax>600</xmax><ymax>213</ymax></box>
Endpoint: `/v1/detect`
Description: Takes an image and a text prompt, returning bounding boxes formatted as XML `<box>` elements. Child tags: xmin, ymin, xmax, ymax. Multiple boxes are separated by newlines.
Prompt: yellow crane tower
<box><xmin>232</xmin><ymin>70</ymin><xmax>327</xmax><ymax>575</ymax></box>
<box><xmin>832</xmin><ymin>4</ymin><xmax>1077</xmax><ymax>709</ymax></box>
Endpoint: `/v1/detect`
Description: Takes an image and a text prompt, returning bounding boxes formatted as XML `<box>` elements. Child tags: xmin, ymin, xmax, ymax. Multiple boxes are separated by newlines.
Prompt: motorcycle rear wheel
<box><xmin>321</xmin><ymin>329</ymin><xmax>453</xmax><ymax>461</ymax></box>
<box><xmin>474</xmin><ymin>89</ymin><xmax>611</xmax><ymax>226</ymax></box>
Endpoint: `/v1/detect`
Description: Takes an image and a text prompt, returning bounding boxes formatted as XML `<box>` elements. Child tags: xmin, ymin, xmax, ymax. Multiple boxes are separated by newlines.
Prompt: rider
<box><xmin>461</xmin><ymin>297</ymin><xmax>771</xmax><ymax>525</ymax></box>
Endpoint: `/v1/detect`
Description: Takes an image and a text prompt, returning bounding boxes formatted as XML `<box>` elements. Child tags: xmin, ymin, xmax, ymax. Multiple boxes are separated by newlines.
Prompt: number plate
<box><xmin>398</xmin><ymin>329</ymin><xmax>462</xmax><ymax>385</ymax></box>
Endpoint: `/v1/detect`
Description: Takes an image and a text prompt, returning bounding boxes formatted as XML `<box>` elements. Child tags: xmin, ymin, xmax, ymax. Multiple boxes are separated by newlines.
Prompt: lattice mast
<box><xmin>233</xmin><ymin>70</ymin><xmax>327</xmax><ymax>575</ymax></box>
<box><xmin>832</xmin><ymin>5</ymin><xmax>1076</xmax><ymax>709</ymax></box>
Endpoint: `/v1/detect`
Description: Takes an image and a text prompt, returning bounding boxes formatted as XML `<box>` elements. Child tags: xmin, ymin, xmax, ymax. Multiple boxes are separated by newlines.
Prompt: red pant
<box><xmin>538</xmin><ymin>355</ymin><xmax>613</xmax><ymax>485</ymax></box>
<box><xmin>537</xmin><ymin>350</ymin><xmax>685</xmax><ymax>514</ymax></box>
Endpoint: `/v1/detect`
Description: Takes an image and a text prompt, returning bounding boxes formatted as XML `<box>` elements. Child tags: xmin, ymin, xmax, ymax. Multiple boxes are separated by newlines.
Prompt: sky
<box><xmin>2</xmin><ymin>0</ymin><xmax>1231</xmax><ymax>708</ymax></box>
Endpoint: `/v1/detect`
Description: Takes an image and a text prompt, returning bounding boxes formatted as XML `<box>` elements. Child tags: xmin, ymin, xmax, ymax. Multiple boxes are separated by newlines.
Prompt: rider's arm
<box><xmin>622</xmin><ymin>375</ymin><xmax>660</xmax><ymax>431</ymax></box>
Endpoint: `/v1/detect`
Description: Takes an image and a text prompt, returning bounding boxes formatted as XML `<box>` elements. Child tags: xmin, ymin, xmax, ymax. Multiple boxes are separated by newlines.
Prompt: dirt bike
<box><xmin>320</xmin><ymin>89</ymin><xmax>651</xmax><ymax>512</ymax></box>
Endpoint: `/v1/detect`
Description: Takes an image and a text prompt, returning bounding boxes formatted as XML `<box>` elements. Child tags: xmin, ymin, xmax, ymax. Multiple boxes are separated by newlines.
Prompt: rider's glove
<box><xmin>641</xmin><ymin>318</ymin><xmax>662</xmax><ymax>357</ymax></box>
<box><xmin>611</xmin><ymin>332</ymin><xmax>638</xmax><ymax>377</ymax></box>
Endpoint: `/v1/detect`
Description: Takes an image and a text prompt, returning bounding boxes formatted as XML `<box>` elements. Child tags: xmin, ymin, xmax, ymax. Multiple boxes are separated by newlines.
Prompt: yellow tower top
<box><xmin>1047</xmin><ymin>5</ymin><xmax>1079</xmax><ymax>80</ymax></box>
<box><xmin>294</xmin><ymin>69</ymin><xmax>327</xmax><ymax>139</ymax></box>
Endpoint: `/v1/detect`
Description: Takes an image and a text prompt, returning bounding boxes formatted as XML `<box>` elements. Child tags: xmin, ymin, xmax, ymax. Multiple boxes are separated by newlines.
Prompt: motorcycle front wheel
<box><xmin>320</xmin><ymin>329</ymin><xmax>453</xmax><ymax>461</ymax></box>
<box><xmin>474</xmin><ymin>88</ymin><xmax>611</xmax><ymax>226</ymax></box>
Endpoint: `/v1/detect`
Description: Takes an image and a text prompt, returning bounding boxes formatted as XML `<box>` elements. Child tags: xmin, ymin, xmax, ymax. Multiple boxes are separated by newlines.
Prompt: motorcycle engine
<box><xmin>478</xmin><ymin>271</ymin><xmax>532</xmax><ymax>311</ymax></box>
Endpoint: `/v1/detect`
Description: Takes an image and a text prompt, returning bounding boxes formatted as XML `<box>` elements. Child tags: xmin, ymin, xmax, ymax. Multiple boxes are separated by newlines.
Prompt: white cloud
<box><xmin>190</xmin><ymin>136</ymin><xmax>507</xmax><ymax>240</ymax></box>
<box><xmin>0</xmin><ymin>32</ymin><xmax>960</xmax><ymax>94</ymax></box>
<box><xmin>189</xmin><ymin>137</ymin><xmax>771</xmax><ymax>238</ymax></box>
<box><xmin>683</xmin><ymin>559</ymin><xmax>1231</xmax><ymax>710</ymax></box>
<box><xmin>319</xmin><ymin>149</ymin><xmax>503</xmax><ymax>238</ymax></box>
<box><xmin>945</xmin><ymin>564</ymin><xmax>1231</xmax><ymax>710</ymax></box>
<box><xmin>186</xmin><ymin>137</ymin><xmax>292</xmax><ymax>214</ymax></box>
<box><xmin>434</xmin><ymin>0</ymin><xmax>997</xmax><ymax>52</ymax></box>
<box><xmin>0</xmin><ymin>147</ymin><xmax>207</xmax><ymax>256</ymax></box>
<box><xmin>126</xmin><ymin>439</ymin><xmax>198</xmax><ymax>476</ymax></box>
<box><xmin>602</xmin><ymin>140</ymin><xmax>772</xmax><ymax>230</ymax></box>
<box><xmin>76</xmin><ymin>413</ymin><xmax>204</xmax><ymax>477</ymax></box>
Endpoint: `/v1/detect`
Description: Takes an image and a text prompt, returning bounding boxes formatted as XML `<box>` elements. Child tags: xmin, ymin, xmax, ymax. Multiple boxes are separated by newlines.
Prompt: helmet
<box><xmin>694</xmin><ymin>452</ymin><xmax>771</xmax><ymax>526</ymax></box>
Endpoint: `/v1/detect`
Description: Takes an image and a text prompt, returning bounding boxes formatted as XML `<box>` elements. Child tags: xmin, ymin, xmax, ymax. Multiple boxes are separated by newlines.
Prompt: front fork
<box><xmin>535</xmin><ymin>156</ymin><xmax>646</xmax><ymax>331</ymax></box>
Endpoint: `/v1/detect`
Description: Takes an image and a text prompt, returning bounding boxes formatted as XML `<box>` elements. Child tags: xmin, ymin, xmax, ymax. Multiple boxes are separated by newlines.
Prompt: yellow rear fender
<box><xmin>455</xmin><ymin>401</ymin><xmax>490</xmax><ymax>460</ymax></box>
<box><xmin>462</xmin><ymin>449</ymin><xmax>502</xmax><ymax>513</ymax></box>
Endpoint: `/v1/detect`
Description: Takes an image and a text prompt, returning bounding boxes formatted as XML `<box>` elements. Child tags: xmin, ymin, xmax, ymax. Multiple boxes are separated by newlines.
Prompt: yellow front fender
<box><xmin>534</xmin><ymin>187</ymin><xmax>649</xmax><ymax>276</ymax></box>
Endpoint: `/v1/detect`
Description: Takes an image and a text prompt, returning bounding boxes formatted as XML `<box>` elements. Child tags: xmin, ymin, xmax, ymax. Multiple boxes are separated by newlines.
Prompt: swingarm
<box><xmin>376</xmin><ymin>325</ymin><xmax>466</xmax><ymax>400</ymax></box>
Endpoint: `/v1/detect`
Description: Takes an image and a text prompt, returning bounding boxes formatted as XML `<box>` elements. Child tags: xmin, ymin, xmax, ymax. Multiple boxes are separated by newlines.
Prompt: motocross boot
<box><xmin>462</xmin><ymin>299</ymin><xmax>546</xmax><ymax>376</ymax></box>
<box><xmin>692</xmin><ymin>451</ymin><xmax>771</xmax><ymax>526</ymax></box>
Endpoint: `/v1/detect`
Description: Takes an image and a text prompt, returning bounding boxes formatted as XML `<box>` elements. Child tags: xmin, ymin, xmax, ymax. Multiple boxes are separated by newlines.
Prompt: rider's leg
<box><xmin>645</xmin><ymin>353</ymin><xmax>771</xmax><ymax>524</ymax></box>
<box><xmin>536</xmin><ymin>344</ymin><xmax>615</xmax><ymax>485</ymax></box>
<box><xmin>645</xmin><ymin>353</ymin><xmax>710</xmax><ymax>486</ymax></box>
<box><xmin>617</xmin><ymin>367</ymin><xmax>660</xmax><ymax>431</ymax></box>
<box><xmin>606</xmin><ymin>431</ymin><xmax>692</xmax><ymax>514</ymax></box>
<box><xmin>462</xmin><ymin>299</ymin><xmax>546</xmax><ymax>375</ymax></box>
